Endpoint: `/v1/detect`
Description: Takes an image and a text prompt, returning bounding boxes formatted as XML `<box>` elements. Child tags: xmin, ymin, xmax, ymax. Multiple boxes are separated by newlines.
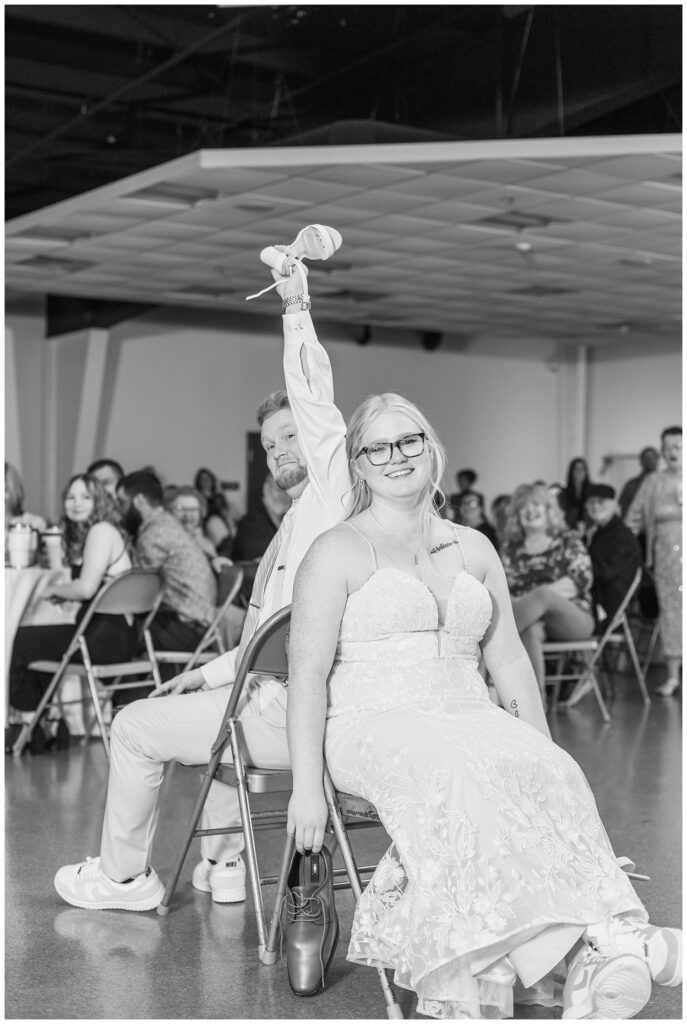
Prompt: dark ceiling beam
<box><xmin>7</xmin><ymin>9</ymin><xmax>260</xmax><ymax>169</ymax></box>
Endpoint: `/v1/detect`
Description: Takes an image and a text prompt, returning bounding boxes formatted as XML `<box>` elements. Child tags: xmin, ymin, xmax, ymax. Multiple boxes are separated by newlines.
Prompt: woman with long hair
<box><xmin>563</xmin><ymin>457</ymin><xmax>592</xmax><ymax>530</ymax></box>
<box><xmin>285</xmin><ymin>390</ymin><xmax>678</xmax><ymax>1020</ymax></box>
<box><xmin>8</xmin><ymin>473</ymin><xmax>135</xmax><ymax>725</ymax></box>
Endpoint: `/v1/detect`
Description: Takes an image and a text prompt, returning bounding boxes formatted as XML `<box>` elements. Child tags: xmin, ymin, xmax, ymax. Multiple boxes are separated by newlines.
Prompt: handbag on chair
<box><xmin>283</xmin><ymin>843</ymin><xmax>339</xmax><ymax>996</ymax></box>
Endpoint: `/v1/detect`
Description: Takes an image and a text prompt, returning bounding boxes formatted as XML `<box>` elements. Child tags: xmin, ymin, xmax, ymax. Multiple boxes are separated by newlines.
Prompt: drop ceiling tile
<box><xmin>583</xmin><ymin>153</ymin><xmax>683</xmax><ymax>181</ymax></box>
<box><xmin>454</xmin><ymin>158</ymin><xmax>566</xmax><ymax>183</ymax></box>
<box><xmin>592</xmin><ymin>182</ymin><xmax>685</xmax><ymax>208</ymax></box>
<box><xmin>308</xmin><ymin>165</ymin><xmax>424</xmax><ymax>188</ymax></box>
<box><xmin>522</xmin><ymin>169</ymin><xmax>620</xmax><ymax>196</ymax></box>
<box><xmin>600</xmin><ymin>209</ymin><xmax>680</xmax><ymax>230</ymax></box>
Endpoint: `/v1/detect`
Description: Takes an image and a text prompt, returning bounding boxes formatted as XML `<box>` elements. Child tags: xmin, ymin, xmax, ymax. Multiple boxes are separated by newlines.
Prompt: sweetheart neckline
<box><xmin>350</xmin><ymin>565</ymin><xmax>488</xmax><ymax>610</ymax></box>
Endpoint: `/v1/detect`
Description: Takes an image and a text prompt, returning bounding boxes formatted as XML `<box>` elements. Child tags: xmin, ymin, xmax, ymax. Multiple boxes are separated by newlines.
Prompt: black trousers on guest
<box><xmin>147</xmin><ymin>608</ymin><xmax>207</xmax><ymax>682</ymax></box>
<box><xmin>9</xmin><ymin>614</ymin><xmax>139</xmax><ymax>712</ymax></box>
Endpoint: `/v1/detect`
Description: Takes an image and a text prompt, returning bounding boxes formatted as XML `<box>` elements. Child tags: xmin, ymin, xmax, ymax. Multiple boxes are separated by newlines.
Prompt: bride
<box><xmin>285</xmin><ymin>391</ymin><xmax>681</xmax><ymax>1020</ymax></box>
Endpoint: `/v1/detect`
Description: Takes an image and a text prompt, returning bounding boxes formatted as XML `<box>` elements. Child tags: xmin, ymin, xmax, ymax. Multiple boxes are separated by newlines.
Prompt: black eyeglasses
<box><xmin>355</xmin><ymin>432</ymin><xmax>426</xmax><ymax>467</ymax></box>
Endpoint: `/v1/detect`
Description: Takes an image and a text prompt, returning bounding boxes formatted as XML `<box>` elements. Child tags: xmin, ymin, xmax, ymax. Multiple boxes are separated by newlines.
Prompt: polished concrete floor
<box><xmin>5</xmin><ymin>667</ymin><xmax>682</xmax><ymax>1020</ymax></box>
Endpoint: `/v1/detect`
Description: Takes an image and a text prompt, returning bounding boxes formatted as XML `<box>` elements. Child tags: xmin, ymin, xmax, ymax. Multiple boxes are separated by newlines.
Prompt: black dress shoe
<box><xmin>284</xmin><ymin>845</ymin><xmax>339</xmax><ymax>996</ymax></box>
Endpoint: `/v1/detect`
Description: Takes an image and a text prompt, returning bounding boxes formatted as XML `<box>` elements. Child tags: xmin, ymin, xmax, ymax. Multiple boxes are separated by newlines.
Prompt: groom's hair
<box><xmin>257</xmin><ymin>390</ymin><xmax>291</xmax><ymax>427</ymax></box>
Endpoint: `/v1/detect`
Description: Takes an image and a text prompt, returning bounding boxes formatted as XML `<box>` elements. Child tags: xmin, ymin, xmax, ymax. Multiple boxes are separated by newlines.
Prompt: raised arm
<box><xmin>286</xmin><ymin>529</ymin><xmax>350</xmax><ymax>853</ymax></box>
<box><xmin>476</xmin><ymin>534</ymin><xmax>552</xmax><ymax>739</ymax></box>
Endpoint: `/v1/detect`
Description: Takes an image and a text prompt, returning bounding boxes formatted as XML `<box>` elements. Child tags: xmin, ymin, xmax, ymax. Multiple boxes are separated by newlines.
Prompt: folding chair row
<box><xmin>544</xmin><ymin>567</ymin><xmax>650</xmax><ymax>722</ymax></box>
<box><xmin>11</xmin><ymin>569</ymin><xmax>165</xmax><ymax>760</ymax></box>
<box><xmin>156</xmin><ymin>605</ymin><xmax>403</xmax><ymax>1018</ymax></box>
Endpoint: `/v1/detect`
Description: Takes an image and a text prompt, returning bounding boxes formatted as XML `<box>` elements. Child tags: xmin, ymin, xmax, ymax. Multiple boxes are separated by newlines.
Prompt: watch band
<box><xmin>282</xmin><ymin>294</ymin><xmax>311</xmax><ymax>312</ymax></box>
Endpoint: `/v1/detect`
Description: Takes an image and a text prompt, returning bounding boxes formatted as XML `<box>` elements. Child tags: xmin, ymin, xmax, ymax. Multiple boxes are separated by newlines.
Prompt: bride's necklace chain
<box><xmin>369</xmin><ymin>507</ymin><xmax>429</xmax><ymax>564</ymax></box>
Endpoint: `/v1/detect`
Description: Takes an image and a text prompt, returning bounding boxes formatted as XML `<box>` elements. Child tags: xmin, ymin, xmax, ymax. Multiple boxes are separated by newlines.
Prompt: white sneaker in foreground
<box><xmin>562</xmin><ymin>945</ymin><xmax>651</xmax><ymax>1019</ymax></box>
<box><xmin>588</xmin><ymin>916</ymin><xmax>683</xmax><ymax>987</ymax></box>
<box><xmin>192</xmin><ymin>855</ymin><xmax>246</xmax><ymax>904</ymax></box>
<box><xmin>54</xmin><ymin>856</ymin><xmax>164</xmax><ymax>911</ymax></box>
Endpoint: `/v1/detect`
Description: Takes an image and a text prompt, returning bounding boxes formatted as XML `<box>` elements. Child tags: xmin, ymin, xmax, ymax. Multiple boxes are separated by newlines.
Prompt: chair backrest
<box><xmin>182</xmin><ymin>566</ymin><xmax>245</xmax><ymax>669</ymax></box>
<box><xmin>91</xmin><ymin>569</ymin><xmax>165</xmax><ymax>616</ymax></box>
<box><xmin>600</xmin><ymin>566</ymin><xmax>643</xmax><ymax>641</ymax></box>
<box><xmin>225</xmin><ymin>605</ymin><xmax>291</xmax><ymax>720</ymax></box>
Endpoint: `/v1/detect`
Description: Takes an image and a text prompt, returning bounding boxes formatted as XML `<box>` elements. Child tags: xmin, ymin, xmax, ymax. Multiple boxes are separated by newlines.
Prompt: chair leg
<box><xmin>157</xmin><ymin>762</ymin><xmax>221</xmax><ymax>916</ymax></box>
<box><xmin>262</xmin><ymin>831</ymin><xmax>296</xmax><ymax>966</ymax></box>
<box><xmin>82</xmin><ymin>671</ymin><xmax>111</xmax><ymax>760</ymax></box>
<box><xmin>323</xmin><ymin>770</ymin><xmax>403</xmax><ymax>1019</ymax></box>
<box><xmin>586</xmin><ymin>662</ymin><xmax>611</xmax><ymax>723</ymax></box>
<box><xmin>12</xmin><ymin>663</ymin><xmax>68</xmax><ymax>757</ymax></box>
<box><xmin>228</xmin><ymin>721</ymin><xmax>268</xmax><ymax>959</ymax></box>
<box><xmin>622</xmin><ymin>619</ymin><xmax>651</xmax><ymax>705</ymax></box>
<box><xmin>642</xmin><ymin>621</ymin><xmax>661</xmax><ymax>678</ymax></box>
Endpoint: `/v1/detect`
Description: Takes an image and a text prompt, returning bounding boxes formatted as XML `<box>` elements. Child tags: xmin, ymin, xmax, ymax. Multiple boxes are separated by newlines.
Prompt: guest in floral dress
<box><xmin>500</xmin><ymin>483</ymin><xmax>595</xmax><ymax>707</ymax></box>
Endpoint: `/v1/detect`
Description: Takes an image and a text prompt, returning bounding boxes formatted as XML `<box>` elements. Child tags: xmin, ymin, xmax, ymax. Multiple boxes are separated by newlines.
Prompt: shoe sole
<box><xmin>260</xmin><ymin>225</ymin><xmax>342</xmax><ymax>275</ymax></box>
<box><xmin>651</xmin><ymin>928</ymin><xmax>683</xmax><ymax>986</ymax></box>
<box><xmin>563</xmin><ymin>956</ymin><xmax>652</xmax><ymax>1019</ymax></box>
<box><xmin>54</xmin><ymin>878</ymin><xmax>164</xmax><ymax>912</ymax></box>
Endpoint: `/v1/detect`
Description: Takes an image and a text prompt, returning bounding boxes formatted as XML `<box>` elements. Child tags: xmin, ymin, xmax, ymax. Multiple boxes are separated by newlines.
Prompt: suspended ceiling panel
<box><xmin>5</xmin><ymin>134</ymin><xmax>681</xmax><ymax>348</ymax></box>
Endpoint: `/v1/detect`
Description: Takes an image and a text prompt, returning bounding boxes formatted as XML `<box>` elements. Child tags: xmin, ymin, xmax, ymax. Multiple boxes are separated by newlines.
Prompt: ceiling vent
<box><xmin>509</xmin><ymin>284</ymin><xmax>577</xmax><ymax>297</ymax></box>
<box><xmin>472</xmin><ymin>210</ymin><xmax>568</xmax><ymax>231</ymax></box>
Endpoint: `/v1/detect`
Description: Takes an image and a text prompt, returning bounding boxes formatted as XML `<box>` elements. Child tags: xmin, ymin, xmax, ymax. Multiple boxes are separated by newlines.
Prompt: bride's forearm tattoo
<box><xmin>510</xmin><ymin>699</ymin><xmax>520</xmax><ymax>718</ymax></box>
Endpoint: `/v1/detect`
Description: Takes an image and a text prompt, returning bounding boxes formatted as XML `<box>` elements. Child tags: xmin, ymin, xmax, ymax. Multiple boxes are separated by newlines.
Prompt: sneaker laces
<box><xmin>77</xmin><ymin>856</ymin><xmax>103</xmax><ymax>880</ymax></box>
<box><xmin>587</xmin><ymin>918</ymin><xmax>647</xmax><ymax>959</ymax></box>
<box><xmin>246</xmin><ymin>252</ymin><xmax>309</xmax><ymax>302</ymax></box>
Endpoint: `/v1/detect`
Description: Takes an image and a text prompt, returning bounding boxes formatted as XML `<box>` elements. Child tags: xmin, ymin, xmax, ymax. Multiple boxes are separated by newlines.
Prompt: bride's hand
<box><xmin>287</xmin><ymin>784</ymin><xmax>328</xmax><ymax>854</ymax></box>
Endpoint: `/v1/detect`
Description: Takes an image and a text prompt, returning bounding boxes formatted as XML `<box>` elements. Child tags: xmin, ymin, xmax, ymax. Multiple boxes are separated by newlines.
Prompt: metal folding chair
<box><xmin>152</xmin><ymin>564</ymin><xmax>244</xmax><ymax>672</ymax></box>
<box><xmin>545</xmin><ymin>568</ymin><xmax>650</xmax><ymax>721</ymax></box>
<box><xmin>157</xmin><ymin>605</ymin><xmax>293</xmax><ymax>960</ymax></box>
<box><xmin>11</xmin><ymin>569</ymin><xmax>164</xmax><ymax>759</ymax></box>
<box><xmin>263</xmin><ymin>774</ymin><xmax>403</xmax><ymax>1018</ymax></box>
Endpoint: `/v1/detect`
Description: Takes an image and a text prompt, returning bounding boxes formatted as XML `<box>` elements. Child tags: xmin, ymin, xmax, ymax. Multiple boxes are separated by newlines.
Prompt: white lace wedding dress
<box><xmin>324</xmin><ymin>529</ymin><xmax>647</xmax><ymax>1019</ymax></box>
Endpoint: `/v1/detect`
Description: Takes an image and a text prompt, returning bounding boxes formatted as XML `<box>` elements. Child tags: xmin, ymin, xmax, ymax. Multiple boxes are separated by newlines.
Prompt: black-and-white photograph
<box><xmin>5</xmin><ymin>5</ymin><xmax>682</xmax><ymax>1020</ymax></box>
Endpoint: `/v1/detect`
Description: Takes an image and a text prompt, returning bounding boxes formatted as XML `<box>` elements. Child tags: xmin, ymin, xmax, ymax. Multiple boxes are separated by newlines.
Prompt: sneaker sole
<box><xmin>210</xmin><ymin>885</ymin><xmax>246</xmax><ymax>904</ymax></box>
<box><xmin>651</xmin><ymin>928</ymin><xmax>683</xmax><ymax>986</ymax></box>
<box><xmin>563</xmin><ymin>956</ymin><xmax>652</xmax><ymax>1019</ymax></box>
<box><xmin>54</xmin><ymin>878</ymin><xmax>164</xmax><ymax>912</ymax></box>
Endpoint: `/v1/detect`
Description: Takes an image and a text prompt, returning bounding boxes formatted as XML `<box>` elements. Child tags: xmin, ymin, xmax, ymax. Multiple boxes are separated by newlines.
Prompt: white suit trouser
<box><xmin>99</xmin><ymin>681</ymin><xmax>289</xmax><ymax>881</ymax></box>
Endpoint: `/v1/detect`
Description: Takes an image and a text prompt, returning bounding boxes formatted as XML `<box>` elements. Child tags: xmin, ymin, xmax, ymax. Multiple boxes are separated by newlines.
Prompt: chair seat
<box><xmin>188</xmin><ymin>761</ymin><xmax>293</xmax><ymax>794</ymax></box>
<box><xmin>28</xmin><ymin>659</ymin><xmax>156</xmax><ymax>678</ymax></box>
<box><xmin>542</xmin><ymin>640</ymin><xmax>598</xmax><ymax>654</ymax></box>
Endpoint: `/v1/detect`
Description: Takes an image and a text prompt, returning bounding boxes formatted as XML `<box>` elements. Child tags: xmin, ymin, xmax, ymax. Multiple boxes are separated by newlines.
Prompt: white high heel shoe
<box><xmin>246</xmin><ymin>224</ymin><xmax>342</xmax><ymax>301</ymax></box>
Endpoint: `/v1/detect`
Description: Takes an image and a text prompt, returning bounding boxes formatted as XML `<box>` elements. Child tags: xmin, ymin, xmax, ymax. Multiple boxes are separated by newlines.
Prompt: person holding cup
<box><xmin>8</xmin><ymin>473</ymin><xmax>135</xmax><ymax>723</ymax></box>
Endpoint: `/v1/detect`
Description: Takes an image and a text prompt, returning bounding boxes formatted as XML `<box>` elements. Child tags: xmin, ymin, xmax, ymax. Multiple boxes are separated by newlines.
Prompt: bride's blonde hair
<box><xmin>345</xmin><ymin>393</ymin><xmax>446</xmax><ymax>518</ymax></box>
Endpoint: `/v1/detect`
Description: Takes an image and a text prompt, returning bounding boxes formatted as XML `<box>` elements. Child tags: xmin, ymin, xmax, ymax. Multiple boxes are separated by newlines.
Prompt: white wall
<box><xmin>5</xmin><ymin>302</ymin><xmax>682</xmax><ymax>519</ymax></box>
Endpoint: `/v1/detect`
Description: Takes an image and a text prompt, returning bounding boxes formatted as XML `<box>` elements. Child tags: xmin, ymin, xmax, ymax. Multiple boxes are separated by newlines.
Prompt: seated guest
<box><xmin>164</xmin><ymin>485</ymin><xmax>232</xmax><ymax>571</ymax></box>
<box><xmin>448</xmin><ymin>466</ymin><xmax>484</xmax><ymax>518</ymax></box>
<box><xmin>116</xmin><ymin>471</ymin><xmax>217</xmax><ymax>668</ymax></box>
<box><xmin>490</xmin><ymin>492</ymin><xmax>511</xmax><ymax>548</ymax></box>
<box><xmin>618</xmin><ymin>446</ymin><xmax>659</xmax><ymax>518</ymax></box>
<box><xmin>9</xmin><ymin>473</ymin><xmax>135</xmax><ymax>718</ymax></box>
<box><xmin>501</xmin><ymin>482</ymin><xmax>594</xmax><ymax>707</ymax></box>
<box><xmin>562</xmin><ymin>457</ymin><xmax>592</xmax><ymax>530</ymax></box>
<box><xmin>87</xmin><ymin>458</ymin><xmax>124</xmax><ymax>499</ymax></box>
<box><xmin>585</xmin><ymin>483</ymin><xmax>642</xmax><ymax>631</ymax></box>
<box><xmin>193</xmin><ymin>467</ymin><xmax>234</xmax><ymax>552</ymax></box>
<box><xmin>5</xmin><ymin>461</ymin><xmax>46</xmax><ymax>532</ymax></box>
<box><xmin>232</xmin><ymin>475</ymin><xmax>292</xmax><ymax>563</ymax></box>
<box><xmin>457</xmin><ymin>489</ymin><xmax>498</xmax><ymax>548</ymax></box>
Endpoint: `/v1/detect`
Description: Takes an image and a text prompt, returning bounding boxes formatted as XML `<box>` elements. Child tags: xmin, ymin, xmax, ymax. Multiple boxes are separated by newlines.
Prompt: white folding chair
<box><xmin>545</xmin><ymin>568</ymin><xmax>650</xmax><ymax>722</ymax></box>
<box><xmin>11</xmin><ymin>569</ymin><xmax>164</xmax><ymax>759</ymax></box>
<box><xmin>152</xmin><ymin>564</ymin><xmax>244</xmax><ymax>673</ymax></box>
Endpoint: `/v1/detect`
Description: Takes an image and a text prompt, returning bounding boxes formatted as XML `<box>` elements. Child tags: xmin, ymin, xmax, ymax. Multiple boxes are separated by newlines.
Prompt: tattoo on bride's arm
<box><xmin>510</xmin><ymin>699</ymin><xmax>520</xmax><ymax>718</ymax></box>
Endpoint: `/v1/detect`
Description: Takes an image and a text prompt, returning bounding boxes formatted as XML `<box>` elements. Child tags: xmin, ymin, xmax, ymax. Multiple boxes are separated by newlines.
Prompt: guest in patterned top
<box><xmin>501</xmin><ymin>482</ymin><xmax>594</xmax><ymax>707</ymax></box>
<box><xmin>116</xmin><ymin>471</ymin><xmax>217</xmax><ymax>666</ymax></box>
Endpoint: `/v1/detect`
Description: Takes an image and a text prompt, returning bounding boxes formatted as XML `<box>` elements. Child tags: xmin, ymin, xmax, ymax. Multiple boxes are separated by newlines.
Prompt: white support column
<box><xmin>42</xmin><ymin>340</ymin><xmax>60</xmax><ymax>521</ymax></box>
<box><xmin>4</xmin><ymin>324</ymin><xmax>23</xmax><ymax>473</ymax></box>
<box><xmin>71</xmin><ymin>328</ymin><xmax>111</xmax><ymax>476</ymax></box>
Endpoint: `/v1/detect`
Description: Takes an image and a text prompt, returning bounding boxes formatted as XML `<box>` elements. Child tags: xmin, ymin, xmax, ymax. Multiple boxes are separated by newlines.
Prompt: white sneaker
<box><xmin>561</xmin><ymin>676</ymin><xmax>594</xmax><ymax>708</ymax></box>
<box><xmin>54</xmin><ymin>856</ymin><xmax>164</xmax><ymax>912</ymax></box>
<box><xmin>562</xmin><ymin>943</ymin><xmax>651</xmax><ymax>1019</ymax></box>
<box><xmin>587</xmin><ymin>916</ymin><xmax>683</xmax><ymax>987</ymax></box>
<box><xmin>656</xmin><ymin>678</ymin><xmax>680</xmax><ymax>697</ymax></box>
<box><xmin>191</xmin><ymin>855</ymin><xmax>246</xmax><ymax>904</ymax></box>
<box><xmin>259</xmin><ymin>224</ymin><xmax>342</xmax><ymax>276</ymax></box>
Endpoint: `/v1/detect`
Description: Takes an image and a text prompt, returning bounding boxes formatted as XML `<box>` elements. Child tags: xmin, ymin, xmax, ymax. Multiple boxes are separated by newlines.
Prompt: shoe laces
<box><xmin>246</xmin><ymin>254</ymin><xmax>309</xmax><ymax>302</ymax></box>
<box><xmin>77</xmin><ymin>856</ymin><xmax>103</xmax><ymax>880</ymax></box>
<box><xmin>280</xmin><ymin>890</ymin><xmax>328</xmax><ymax>990</ymax></box>
<box><xmin>587</xmin><ymin>918</ymin><xmax>647</xmax><ymax>958</ymax></box>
